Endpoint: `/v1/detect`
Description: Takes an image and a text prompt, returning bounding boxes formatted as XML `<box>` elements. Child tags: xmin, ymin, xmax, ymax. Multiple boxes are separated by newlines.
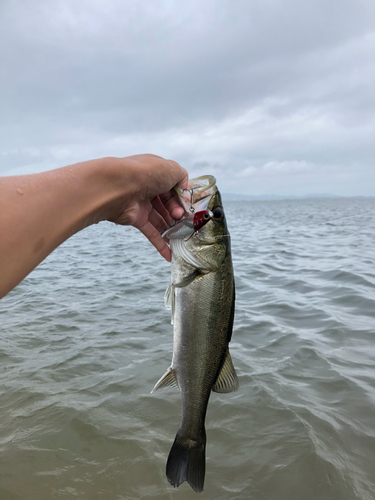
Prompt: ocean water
<box><xmin>1</xmin><ymin>197</ymin><xmax>375</xmax><ymax>500</ymax></box>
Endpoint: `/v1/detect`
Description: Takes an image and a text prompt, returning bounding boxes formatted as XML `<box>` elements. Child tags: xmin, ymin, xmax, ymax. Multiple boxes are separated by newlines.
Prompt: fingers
<box><xmin>159</xmin><ymin>191</ymin><xmax>185</xmax><ymax>221</ymax></box>
<box><xmin>151</xmin><ymin>195</ymin><xmax>173</xmax><ymax>227</ymax></box>
<box><xmin>133</xmin><ymin>199</ymin><xmax>172</xmax><ymax>261</ymax></box>
<box><xmin>112</xmin><ymin>154</ymin><xmax>189</xmax><ymax>262</ymax></box>
<box><xmin>125</xmin><ymin>155</ymin><xmax>189</xmax><ymax>198</ymax></box>
<box><xmin>147</xmin><ymin>198</ymin><xmax>174</xmax><ymax>234</ymax></box>
<box><xmin>167</xmin><ymin>160</ymin><xmax>189</xmax><ymax>190</ymax></box>
<box><xmin>162</xmin><ymin>160</ymin><xmax>188</xmax><ymax>218</ymax></box>
<box><xmin>138</xmin><ymin>220</ymin><xmax>172</xmax><ymax>262</ymax></box>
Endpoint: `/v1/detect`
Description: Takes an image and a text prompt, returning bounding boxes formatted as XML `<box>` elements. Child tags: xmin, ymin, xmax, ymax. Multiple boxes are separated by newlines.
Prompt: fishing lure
<box><xmin>161</xmin><ymin>210</ymin><xmax>214</xmax><ymax>240</ymax></box>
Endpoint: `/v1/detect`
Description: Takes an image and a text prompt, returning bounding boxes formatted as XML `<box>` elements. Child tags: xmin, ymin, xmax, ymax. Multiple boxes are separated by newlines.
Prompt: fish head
<box><xmin>174</xmin><ymin>175</ymin><xmax>229</xmax><ymax>243</ymax></box>
<box><xmin>197</xmin><ymin>188</ymin><xmax>230</xmax><ymax>244</ymax></box>
<box><xmin>169</xmin><ymin>175</ymin><xmax>231</xmax><ymax>275</ymax></box>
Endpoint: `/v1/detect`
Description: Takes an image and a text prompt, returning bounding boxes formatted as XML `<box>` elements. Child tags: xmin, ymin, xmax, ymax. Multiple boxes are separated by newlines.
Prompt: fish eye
<box><xmin>204</xmin><ymin>212</ymin><xmax>210</xmax><ymax>219</ymax></box>
<box><xmin>212</xmin><ymin>208</ymin><xmax>223</xmax><ymax>219</ymax></box>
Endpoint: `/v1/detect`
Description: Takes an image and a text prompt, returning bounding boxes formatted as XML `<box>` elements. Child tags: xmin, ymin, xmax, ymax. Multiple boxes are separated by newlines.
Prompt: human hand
<box><xmin>109</xmin><ymin>154</ymin><xmax>189</xmax><ymax>262</ymax></box>
<box><xmin>0</xmin><ymin>154</ymin><xmax>187</xmax><ymax>297</ymax></box>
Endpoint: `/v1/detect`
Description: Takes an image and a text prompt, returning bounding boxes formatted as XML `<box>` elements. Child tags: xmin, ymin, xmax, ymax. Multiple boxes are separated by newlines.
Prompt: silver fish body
<box><xmin>153</xmin><ymin>176</ymin><xmax>238</xmax><ymax>492</ymax></box>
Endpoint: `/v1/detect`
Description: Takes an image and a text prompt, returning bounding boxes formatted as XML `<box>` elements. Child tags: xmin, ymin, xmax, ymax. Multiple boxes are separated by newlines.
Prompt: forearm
<box><xmin>0</xmin><ymin>157</ymin><xmax>131</xmax><ymax>298</ymax></box>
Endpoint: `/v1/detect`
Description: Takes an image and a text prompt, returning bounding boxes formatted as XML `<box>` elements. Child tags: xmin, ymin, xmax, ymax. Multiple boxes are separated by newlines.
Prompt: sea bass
<box><xmin>153</xmin><ymin>175</ymin><xmax>239</xmax><ymax>492</ymax></box>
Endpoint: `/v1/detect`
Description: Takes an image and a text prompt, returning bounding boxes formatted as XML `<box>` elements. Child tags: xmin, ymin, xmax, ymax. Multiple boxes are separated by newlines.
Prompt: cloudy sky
<box><xmin>1</xmin><ymin>0</ymin><xmax>374</xmax><ymax>196</ymax></box>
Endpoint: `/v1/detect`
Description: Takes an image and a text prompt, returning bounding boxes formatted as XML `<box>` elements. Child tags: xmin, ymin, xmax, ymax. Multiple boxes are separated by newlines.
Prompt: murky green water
<box><xmin>1</xmin><ymin>198</ymin><xmax>374</xmax><ymax>499</ymax></box>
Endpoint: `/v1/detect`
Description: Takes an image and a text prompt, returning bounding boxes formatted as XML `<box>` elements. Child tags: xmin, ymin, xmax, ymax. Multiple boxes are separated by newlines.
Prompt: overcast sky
<box><xmin>1</xmin><ymin>0</ymin><xmax>374</xmax><ymax>196</ymax></box>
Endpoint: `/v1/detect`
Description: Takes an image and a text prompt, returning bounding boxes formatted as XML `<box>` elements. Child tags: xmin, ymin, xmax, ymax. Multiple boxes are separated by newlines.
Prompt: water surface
<box><xmin>1</xmin><ymin>197</ymin><xmax>374</xmax><ymax>499</ymax></box>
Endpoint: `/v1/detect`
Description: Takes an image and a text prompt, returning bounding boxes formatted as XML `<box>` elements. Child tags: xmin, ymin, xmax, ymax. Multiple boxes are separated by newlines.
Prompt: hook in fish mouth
<box><xmin>175</xmin><ymin>175</ymin><xmax>217</xmax><ymax>214</ymax></box>
<box><xmin>182</xmin><ymin>188</ymin><xmax>195</xmax><ymax>213</ymax></box>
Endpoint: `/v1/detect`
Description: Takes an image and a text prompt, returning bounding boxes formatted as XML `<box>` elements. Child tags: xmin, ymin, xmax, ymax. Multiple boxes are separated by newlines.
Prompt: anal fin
<box><xmin>212</xmin><ymin>348</ymin><xmax>239</xmax><ymax>393</ymax></box>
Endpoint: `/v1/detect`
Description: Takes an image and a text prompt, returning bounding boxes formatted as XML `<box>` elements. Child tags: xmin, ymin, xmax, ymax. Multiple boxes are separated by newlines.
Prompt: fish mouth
<box><xmin>175</xmin><ymin>175</ymin><xmax>217</xmax><ymax>213</ymax></box>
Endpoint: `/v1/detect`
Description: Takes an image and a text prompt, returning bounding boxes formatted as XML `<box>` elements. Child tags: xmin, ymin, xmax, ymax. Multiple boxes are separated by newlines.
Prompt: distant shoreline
<box><xmin>221</xmin><ymin>193</ymin><xmax>375</xmax><ymax>201</ymax></box>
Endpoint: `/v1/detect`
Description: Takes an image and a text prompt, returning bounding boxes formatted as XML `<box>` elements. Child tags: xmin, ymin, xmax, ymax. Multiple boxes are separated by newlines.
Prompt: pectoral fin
<box><xmin>165</xmin><ymin>283</ymin><xmax>176</xmax><ymax>325</ymax></box>
<box><xmin>165</xmin><ymin>272</ymin><xmax>200</xmax><ymax>325</ymax></box>
<box><xmin>152</xmin><ymin>367</ymin><xmax>179</xmax><ymax>392</ymax></box>
<box><xmin>173</xmin><ymin>270</ymin><xmax>200</xmax><ymax>288</ymax></box>
<box><xmin>212</xmin><ymin>348</ymin><xmax>239</xmax><ymax>393</ymax></box>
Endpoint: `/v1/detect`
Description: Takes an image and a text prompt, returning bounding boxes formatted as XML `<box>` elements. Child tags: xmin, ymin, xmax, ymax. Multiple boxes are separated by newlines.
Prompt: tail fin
<box><xmin>166</xmin><ymin>430</ymin><xmax>206</xmax><ymax>493</ymax></box>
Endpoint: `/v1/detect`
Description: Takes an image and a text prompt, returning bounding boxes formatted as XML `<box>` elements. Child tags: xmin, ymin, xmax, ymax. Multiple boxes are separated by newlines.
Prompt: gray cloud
<box><xmin>0</xmin><ymin>0</ymin><xmax>374</xmax><ymax>195</ymax></box>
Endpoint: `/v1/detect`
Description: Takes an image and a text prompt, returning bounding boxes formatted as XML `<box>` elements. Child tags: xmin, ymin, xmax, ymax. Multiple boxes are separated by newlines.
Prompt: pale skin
<box><xmin>0</xmin><ymin>154</ymin><xmax>189</xmax><ymax>299</ymax></box>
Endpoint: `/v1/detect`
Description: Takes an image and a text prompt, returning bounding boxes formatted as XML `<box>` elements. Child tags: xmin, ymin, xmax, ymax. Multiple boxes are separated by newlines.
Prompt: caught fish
<box><xmin>153</xmin><ymin>175</ymin><xmax>239</xmax><ymax>492</ymax></box>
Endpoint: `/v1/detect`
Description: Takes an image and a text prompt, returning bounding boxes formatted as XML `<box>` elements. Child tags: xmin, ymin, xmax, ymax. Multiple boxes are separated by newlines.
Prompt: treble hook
<box><xmin>182</xmin><ymin>188</ymin><xmax>195</xmax><ymax>213</ymax></box>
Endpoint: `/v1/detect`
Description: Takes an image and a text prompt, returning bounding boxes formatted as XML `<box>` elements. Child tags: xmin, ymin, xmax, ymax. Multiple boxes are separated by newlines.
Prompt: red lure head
<box><xmin>193</xmin><ymin>210</ymin><xmax>214</xmax><ymax>232</ymax></box>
